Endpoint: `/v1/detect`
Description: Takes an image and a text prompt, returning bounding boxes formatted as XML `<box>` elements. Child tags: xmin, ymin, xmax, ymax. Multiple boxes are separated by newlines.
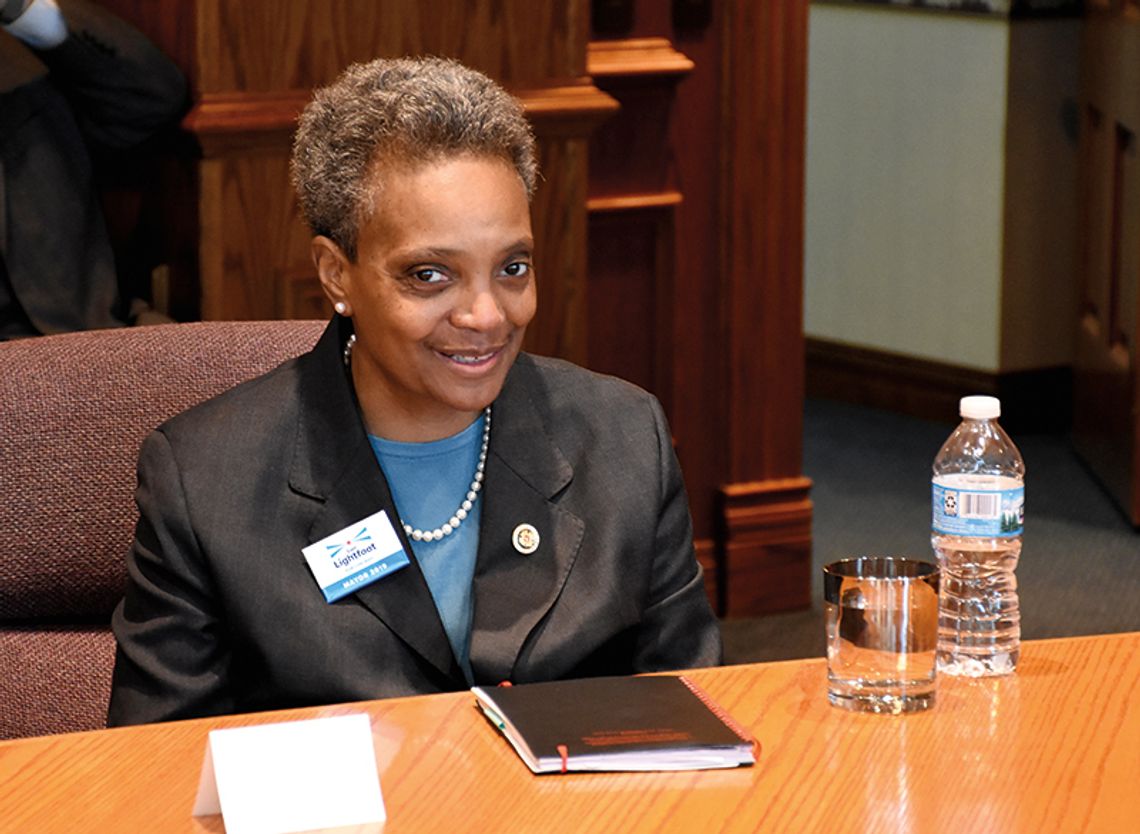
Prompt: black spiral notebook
<box><xmin>472</xmin><ymin>674</ymin><xmax>757</xmax><ymax>774</ymax></box>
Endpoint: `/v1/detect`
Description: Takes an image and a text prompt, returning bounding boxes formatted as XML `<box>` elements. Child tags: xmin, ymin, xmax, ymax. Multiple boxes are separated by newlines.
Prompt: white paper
<box><xmin>192</xmin><ymin>713</ymin><xmax>386</xmax><ymax>834</ymax></box>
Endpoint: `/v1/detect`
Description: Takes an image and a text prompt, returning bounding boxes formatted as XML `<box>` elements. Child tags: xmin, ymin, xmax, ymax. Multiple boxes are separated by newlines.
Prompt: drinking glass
<box><xmin>823</xmin><ymin>556</ymin><xmax>940</xmax><ymax>714</ymax></box>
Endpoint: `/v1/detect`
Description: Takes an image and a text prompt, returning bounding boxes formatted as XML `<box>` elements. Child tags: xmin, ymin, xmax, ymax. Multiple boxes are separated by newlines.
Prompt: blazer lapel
<box><xmin>288</xmin><ymin>319</ymin><xmax>462</xmax><ymax>684</ymax></box>
<box><xmin>470</xmin><ymin>356</ymin><xmax>585</xmax><ymax>682</ymax></box>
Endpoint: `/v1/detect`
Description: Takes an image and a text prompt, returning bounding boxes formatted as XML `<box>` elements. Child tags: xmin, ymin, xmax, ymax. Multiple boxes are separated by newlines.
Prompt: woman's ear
<box><xmin>311</xmin><ymin>235</ymin><xmax>353</xmax><ymax>316</ymax></box>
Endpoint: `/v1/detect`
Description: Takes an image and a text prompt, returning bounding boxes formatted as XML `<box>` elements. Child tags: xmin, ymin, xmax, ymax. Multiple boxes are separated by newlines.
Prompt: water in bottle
<box><xmin>931</xmin><ymin>395</ymin><xmax>1024</xmax><ymax>676</ymax></box>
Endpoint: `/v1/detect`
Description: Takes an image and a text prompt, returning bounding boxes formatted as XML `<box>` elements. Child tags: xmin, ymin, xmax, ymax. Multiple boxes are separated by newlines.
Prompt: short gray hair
<box><xmin>290</xmin><ymin>56</ymin><xmax>538</xmax><ymax>261</ymax></box>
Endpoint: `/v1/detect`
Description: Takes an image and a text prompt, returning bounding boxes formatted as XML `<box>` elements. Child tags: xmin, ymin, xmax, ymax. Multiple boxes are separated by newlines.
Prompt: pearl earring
<box><xmin>334</xmin><ymin>302</ymin><xmax>348</xmax><ymax>315</ymax></box>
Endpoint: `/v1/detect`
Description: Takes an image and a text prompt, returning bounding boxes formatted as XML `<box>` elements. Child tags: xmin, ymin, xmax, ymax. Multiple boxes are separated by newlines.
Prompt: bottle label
<box><xmin>932</xmin><ymin>474</ymin><xmax>1023</xmax><ymax>537</ymax></box>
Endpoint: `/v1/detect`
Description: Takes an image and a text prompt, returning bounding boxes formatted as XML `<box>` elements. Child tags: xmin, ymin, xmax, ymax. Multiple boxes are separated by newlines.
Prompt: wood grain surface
<box><xmin>2</xmin><ymin>633</ymin><xmax>1136</xmax><ymax>833</ymax></box>
<box><xmin>197</xmin><ymin>0</ymin><xmax>583</xmax><ymax>92</ymax></box>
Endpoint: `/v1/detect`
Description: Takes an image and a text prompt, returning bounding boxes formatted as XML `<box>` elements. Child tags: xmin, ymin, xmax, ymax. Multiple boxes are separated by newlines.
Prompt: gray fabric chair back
<box><xmin>0</xmin><ymin>320</ymin><xmax>325</xmax><ymax>739</ymax></box>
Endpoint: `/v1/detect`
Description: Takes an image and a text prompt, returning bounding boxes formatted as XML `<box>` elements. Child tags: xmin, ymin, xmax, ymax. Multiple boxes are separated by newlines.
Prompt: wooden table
<box><xmin>1</xmin><ymin>633</ymin><xmax>1137</xmax><ymax>833</ymax></box>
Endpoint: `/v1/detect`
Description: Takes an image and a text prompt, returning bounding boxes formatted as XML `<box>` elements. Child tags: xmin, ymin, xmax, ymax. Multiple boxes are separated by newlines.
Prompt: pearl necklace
<box><xmin>344</xmin><ymin>333</ymin><xmax>490</xmax><ymax>543</ymax></box>
<box><xmin>405</xmin><ymin>408</ymin><xmax>489</xmax><ymax>542</ymax></box>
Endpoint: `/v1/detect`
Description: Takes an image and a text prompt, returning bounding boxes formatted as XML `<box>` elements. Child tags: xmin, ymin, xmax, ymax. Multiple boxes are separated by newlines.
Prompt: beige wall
<box><xmin>804</xmin><ymin>5</ymin><xmax>1080</xmax><ymax>374</ymax></box>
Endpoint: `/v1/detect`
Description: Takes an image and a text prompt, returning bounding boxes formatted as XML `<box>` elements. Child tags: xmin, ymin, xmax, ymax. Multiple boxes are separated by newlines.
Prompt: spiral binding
<box><xmin>679</xmin><ymin>675</ymin><xmax>758</xmax><ymax>754</ymax></box>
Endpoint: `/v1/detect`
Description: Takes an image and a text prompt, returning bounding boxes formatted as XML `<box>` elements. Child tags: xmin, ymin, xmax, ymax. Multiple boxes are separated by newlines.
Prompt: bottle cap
<box><xmin>960</xmin><ymin>395</ymin><xmax>1000</xmax><ymax>420</ymax></box>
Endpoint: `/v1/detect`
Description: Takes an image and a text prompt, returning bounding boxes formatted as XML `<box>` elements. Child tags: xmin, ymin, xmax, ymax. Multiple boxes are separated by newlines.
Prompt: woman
<box><xmin>108</xmin><ymin>57</ymin><xmax>720</xmax><ymax>726</ymax></box>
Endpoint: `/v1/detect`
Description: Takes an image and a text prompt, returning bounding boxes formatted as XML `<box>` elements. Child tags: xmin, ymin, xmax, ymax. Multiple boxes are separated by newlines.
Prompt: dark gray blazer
<box><xmin>108</xmin><ymin>318</ymin><xmax>721</xmax><ymax>725</ymax></box>
<box><xmin>0</xmin><ymin>0</ymin><xmax>185</xmax><ymax>336</ymax></box>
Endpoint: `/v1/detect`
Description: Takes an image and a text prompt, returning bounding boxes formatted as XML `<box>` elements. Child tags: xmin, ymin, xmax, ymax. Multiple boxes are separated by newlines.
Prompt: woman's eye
<box><xmin>503</xmin><ymin>261</ymin><xmax>530</xmax><ymax>278</ymax></box>
<box><xmin>412</xmin><ymin>268</ymin><xmax>447</xmax><ymax>284</ymax></box>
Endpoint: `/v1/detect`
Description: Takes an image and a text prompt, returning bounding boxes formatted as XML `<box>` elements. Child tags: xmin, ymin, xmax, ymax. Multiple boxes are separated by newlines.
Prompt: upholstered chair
<box><xmin>0</xmin><ymin>320</ymin><xmax>325</xmax><ymax>739</ymax></box>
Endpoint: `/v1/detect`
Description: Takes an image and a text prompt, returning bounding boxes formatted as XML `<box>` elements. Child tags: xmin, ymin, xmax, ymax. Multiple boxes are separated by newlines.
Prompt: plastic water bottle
<box><xmin>931</xmin><ymin>395</ymin><xmax>1024</xmax><ymax>676</ymax></box>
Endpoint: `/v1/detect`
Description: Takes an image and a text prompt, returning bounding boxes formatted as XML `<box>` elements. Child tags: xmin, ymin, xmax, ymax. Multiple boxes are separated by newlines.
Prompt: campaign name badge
<box><xmin>302</xmin><ymin>510</ymin><xmax>409</xmax><ymax>602</ymax></box>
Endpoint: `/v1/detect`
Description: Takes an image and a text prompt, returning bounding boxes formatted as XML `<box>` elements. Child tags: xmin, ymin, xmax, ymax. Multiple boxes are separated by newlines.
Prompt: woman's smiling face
<box><xmin>315</xmin><ymin>154</ymin><xmax>536</xmax><ymax>442</ymax></box>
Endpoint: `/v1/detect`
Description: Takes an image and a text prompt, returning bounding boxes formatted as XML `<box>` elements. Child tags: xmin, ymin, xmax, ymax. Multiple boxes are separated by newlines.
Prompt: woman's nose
<box><xmin>452</xmin><ymin>284</ymin><xmax>506</xmax><ymax>331</ymax></box>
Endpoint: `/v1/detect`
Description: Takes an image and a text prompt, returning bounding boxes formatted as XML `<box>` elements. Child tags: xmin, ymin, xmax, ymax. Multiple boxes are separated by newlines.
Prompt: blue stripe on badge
<box><xmin>321</xmin><ymin>550</ymin><xmax>411</xmax><ymax>603</ymax></box>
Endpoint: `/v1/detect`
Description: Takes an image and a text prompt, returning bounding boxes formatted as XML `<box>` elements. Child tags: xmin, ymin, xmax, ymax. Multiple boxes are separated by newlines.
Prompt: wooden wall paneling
<box><xmin>517</xmin><ymin>86</ymin><xmax>619</xmax><ymax>365</ymax></box>
<box><xmin>1109</xmin><ymin>124</ymin><xmax>1133</xmax><ymax>348</ymax></box>
<box><xmin>280</xmin><ymin>265</ymin><xmax>334</xmax><ymax>321</ymax></box>
<box><xmin>585</xmin><ymin>205</ymin><xmax>678</xmax><ymax>397</ymax></box>
<box><xmin>586</xmin><ymin>38</ymin><xmax>691</xmax><ymax>404</ymax></box>
<box><xmin>588</xmin><ymin>37</ymin><xmax>695</xmax><ymax>77</ymax></box>
<box><xmin>197</xmin><ymin>0</ymin><xmax>586</xmax><ymax>93</ymax></box>
<box><xmin>1122</xmin><ymin>131</ymin><xmax>1140</xmax><ymax>361</ymax></box>
<box><xmin>718</xmin><ymin>478</ymin><xmax>814</xmax><ymax>615</ymax></box>
<box><xmin>514</xmin><ymin>84</ymin><xmax>620</xmax><ymax>137</ymax></box>
<box><xmin>525</xmin><ymin>136</ymin><xmax>593</xmax><ymax>365</ymax></box>
<box><xmin>586</xmin><ymin>31</ymin><xmax>719</xmax><ymax>596</ymax></box>
<box><xmin>151</xmin><ymin>147</ymin><xmax>201</xmax><ymax>322</ymax></box>
<box><xmin>209</xmin><ymin>153</ymin><xmax>315</xmax><ymax>321</ymax></box>
<box><xmin>717</xmin><ymin>0</ymin><xmax>812</xmax><ymax>615</ymax></box>
<box><xmin>520</xmin><ymin>63</ymin><xmax>619</xmax><ymax>366</ymax></box>
<box><xmin>721</xmin><ymin>0</ymin><xmax>808</xmax><ymax>479</ymax></box>
<box><xmin>195</xmin><ymin>154</ymin><xmax>298</xmax><ymax>321</ymax></box>
<box><xmin>665</xmin><ymin>17</ymin><xmax>731</xmax><ymax>597</ymax></box>
<box><xmin>587</xmin><ymin>39</ymin><xmax>691</xmax><ymax>203</ymax></box>
<box><xmin>1073</xmin><ymin>13</ymin><xmax>1140</xmax><ymax>524</ymax></box>
<box><xmin>1079</xmin><ymin>105</ymin><xmax>1107</xmax><ymax>323</ymax></box>
<box><xmin>182</xmin><ymin>93</ymin><xmax>307</xmax><ymax>158</ymax></box>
